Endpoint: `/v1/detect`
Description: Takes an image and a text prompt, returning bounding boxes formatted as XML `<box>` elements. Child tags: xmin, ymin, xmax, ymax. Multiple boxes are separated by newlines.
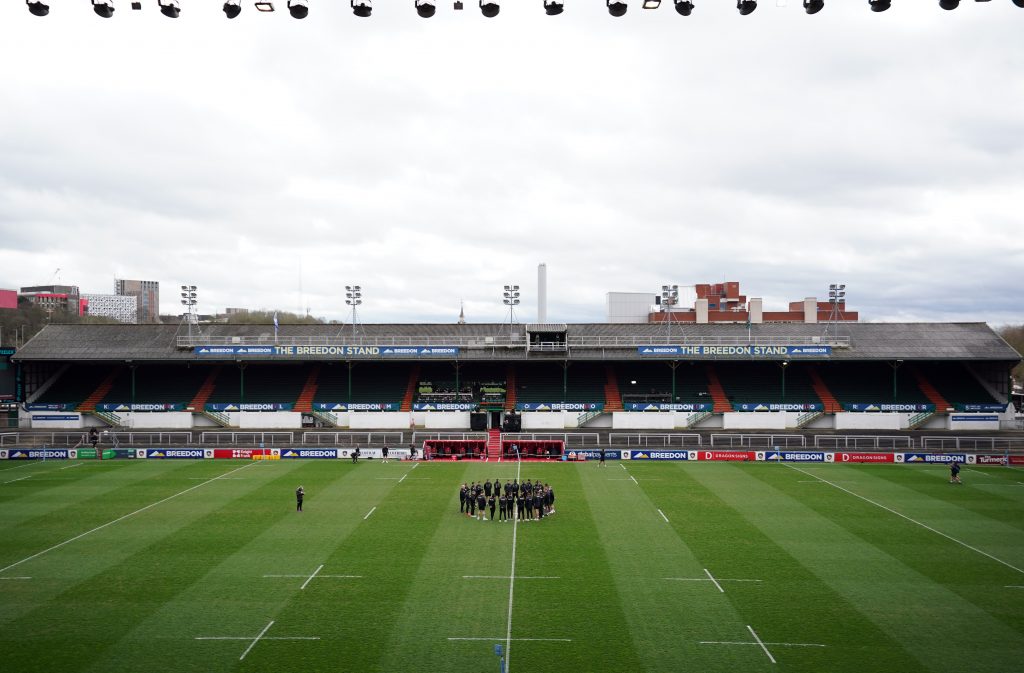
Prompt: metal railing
<box><xmin>199</xmin><ymin>431</ymin><xmax>295</xmax><ymax>446</ymax></box>
<box><xmin>608</xmin><ymin>433</ymin><xmax>702</xmax><ymax>447</ymax></box>
<box><xmin>303</xmin><ymin>431</ymin><xmax>406</xmax><ymax>446</ymax></box>
<box><xmin>176</xmin><ymin>334</ymin><xmax>851</xmax><ymax>350</ymax></box>
<box><xmin>814</xmin><ymin>435</ymin><xmax>912</xmax><ymax>450</ymax></box>
<box><xmin>711</xmin><ymin>434</ymin><xmax>806</xmax><ymax>448</ymax></box>
<box><xmin>501</xmin><ymin>433</ymin><xmax>599</xmax><ymax>447</ymax></box>
<box><xmin>411</xmin><ymin>432</ymin><xmax>487</xmax><ymax>444</ymax></box>
<box><xmin>0</xmin><ymin>432</ymin><xmax>19</xmax><ymax>446</ymax></box>
<box><xmin>921</xmin><ymin>436</ymin><xmax>1024</xmax><ymax>451</ymax></box>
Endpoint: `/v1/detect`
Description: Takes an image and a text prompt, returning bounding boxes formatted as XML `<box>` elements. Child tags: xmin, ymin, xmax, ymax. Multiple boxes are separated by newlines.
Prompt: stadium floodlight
<box><xmin>503</xmin><ymin>284</ymin><xmax>521</xmax><ymax>330</ymax></box>
<box><xmin>674</xmin><ymin>0</ymin><xmax>694</xmax><ymax>14</ymax></box>
<box><xmin>92</xmin><ymin>0</ymin><xmax>115</xmax><ymax>18</ymax></box>
<box><xmin>544</xmin><ymin>0</ymin><xmax>564</xmax><ymax>14</ymax></box>
<box><xmin>288</xmin><ymin>0</ymin><xmax>308</xmax><ymax>18</ymax></box>
<box><xmin>255</xmin><ymin>1</ymin><xmax>275</xmax><ymax>10</ymax></box>
<box><xmin>737</xmin><ymin>0</ymin><xmax>756</xmax><ymax>14</ymax></box>
<box><xmin>180</xmin><ymin>285</ymin><xmax>198</xmax><ymax>340</ymax></box>
<box><xmin>480</xmin><ymin>0</ymin><xmax>499</xmax><ymax>16</ymax></box>
<box><xmin>27</xmin><ymin>1</ymin><xmax>49</xmax><ymax>16</ymax></box>
<box><xmin>607</xmin><ymin>0</ymin><xmax>628</xmax><ymax>16</ymax></box>
<box><xmin>158</xmin><ymin>0</ymin><xmax>180</xmax><ymax>18</ymax></box>
<box><xmin>345</xmin><ymin>285</ymin><xmax>362</xmax><ymax>339</ymax></box>
<box><xmin>416</xmin><ymin>0</ymin><xmax>436</xmax><ymax>17</ymax></box>
<box><xmin>939</xmin><ymin>0</ymin><xmax>959</xmax><ymax>8</ymax></box>
<box><xmin>804</xmin><ymin>0</ymin><xmax>824</xmax><ymax>12</ymax></box>
<box><xmin>352</xmin><ymin>0</ymin><xmax>372</xmax><ymax>16</ymax></box>
<box><xmin>869</xmin><ymin>0</ymin><xmax>890</xmax><ymax>9</ymax></box>
<box><xmin>223</xmin><ymin>1</ymin><xmax>241</xmax><ymax>18</ymax></box>
<box><xmin>643</xmin><ymin>0</ymin><xmax>661</xmax><ymax>8</ymax></box>
<box><xmin>661</xmin><ymin>284</ymin><xmax>678</xmax><ymax>339</ymax></box>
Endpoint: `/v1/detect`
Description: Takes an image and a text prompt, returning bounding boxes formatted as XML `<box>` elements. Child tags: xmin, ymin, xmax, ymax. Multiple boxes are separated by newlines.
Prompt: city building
<box><xmin>0</xmin><ymin>289</ymin><xmax>17</xmax><ymax>311</ymax></box>
<box><xmin>19</xmin><ymin>285</ymin><xmax>84</xmax><ymax>316</ymax></box>
<box><xmin>81</xmin><ymin>294</ymin><xmax>138</xmax><ymax>323</ymax></box>
<box><xmin>115</xmin><ymin>279</ymin><xmax>160</xmax><ymax>323</ymax></box>
<box><xmin>607</xmin><ymin>281</ymin><xmax>859</xmax><ymax>325</ymax></box>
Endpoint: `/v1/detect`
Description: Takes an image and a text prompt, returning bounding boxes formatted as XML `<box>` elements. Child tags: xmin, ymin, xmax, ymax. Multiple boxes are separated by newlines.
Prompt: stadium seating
<box><xmin>714</xmin><ymin>362</ymin><xmax>820</xmax><ymax>407</ymax></box>
<box><xmin>34</xmin><ymin>364</ymin><xmax>117</xmax><ymax>406</ymax></box>
<box><xmin>915</xmin><ymin>362</ymin><xmax>999</xmax><ymax>408</ymax></box>
<box><xmin>100</xmin><ymin>364</ymin><xmax>210</xmax><ymax>406</ymax></box>
<box><xmin>817</xmin><ymin>362</ymin><xmax>931</xmax><ymax>406</ymax></box>
<box><xmin>314</xmin><ymin>362</ymin><xmax>410</xmax><ymax>405</ymax></box>
<box><xmin>205</xmin><ymin>364</ymin><xmax>308</xmax><ymax>405</ymax></box>
<box><xmin>515</xmin><ymin>362</ymin><xmax>606</xmax><ymax>404</ymax></box>
<box><xmin>615</xmin><ymin>362</ymin><xmax>713</xmax><ymax>405</ymax></box>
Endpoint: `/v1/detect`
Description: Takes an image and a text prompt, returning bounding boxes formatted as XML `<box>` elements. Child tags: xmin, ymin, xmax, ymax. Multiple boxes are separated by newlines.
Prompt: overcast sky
<box><xmin>1</xmin><ymin>1</ymin><xmax>1021</xmax><ymax>326</ymax></box>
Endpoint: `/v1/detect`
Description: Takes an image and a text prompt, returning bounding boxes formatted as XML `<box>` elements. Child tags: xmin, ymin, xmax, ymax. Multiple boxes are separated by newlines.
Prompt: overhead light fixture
<box><xmin>868</xmin><ymin>0</ymin><xmax>890</xmax><ymax>9</ymax></box>
<box><xmin>92</xmin><ymin>0</ymin><xmax>115</xmax><ymax>18</ymax></box>
<box><xmin>643</xmin><ymin>0</ymin><xmax>661</xmax><ymax>7</ymax></box>
<box><xmin>352</xmin><ymin>0</ymin><xmax>372</xmax><ymax>16</ymax></box>
<box><xmin>737</xmin><ymin>0</ymin><xmax>757</xmax><ymax>14</ymax></box>
<box><xmin>416</xmin><ymin>0</ymin><xmax>436</xmax><ymax>17</ymax></box>
<box><xmin>607</xmin><ymin>0</ymin><xmax>628</xmax><ymax>16</ymax></box>
<box><xmin>223</xmin><ymin>0</ymin><xmax>241</xmax><ymax>18</ymax></box>
<box><xmin>288</xmin><ymin>0</ymin><xmax>308</xmax><ymax>18</ymax></box>
<box><xmin>674</xmin><ymin>0</ymin><xmax>694</xmax><ymax>14</ymax></box>
<box><xmin>158</xmin><ymin>0</ymin><xmax>180</xmax><ymax>18</ymax></box>
<box><xmin>255</xmin><ymin>1</ymin><xmax>274</xmax><ymax>10</ymax></box>
<box><xmin>543</xmin><ymin>0</ymin><xmax>563</xmax><ymax>13</ymax></box>
<box><xmin>804</xmin><ymin>0</ymin><xmax>824</xmax><ymax>11</ymax></box>
<box><xmin>27</xmin><ymin>1</ymin><xmax>49</xmax><ymax>16</ymax></box>
<box><xmin>939</xmin><ymin>0</ymin><xmax>958</xmax><ymax>7</ymax></box>
<box><xmin>480</xmin><ymin>0</ymin><xmax>499</xmax><ymax>16</ymax></box>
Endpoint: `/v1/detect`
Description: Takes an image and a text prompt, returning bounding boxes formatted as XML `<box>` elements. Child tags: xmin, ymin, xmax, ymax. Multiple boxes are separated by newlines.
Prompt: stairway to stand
<box><xmin>704</xmin><ymin>364</ymin><xmax>733</xmax><ymax>413</ymax></box>
<box><xmin>400</xmin><ymin>364</ymin><xmax>421</xmax><ymax>413</ymax></box>
<box><xmin>808</xmin><ymin>365</ymin><xmax>841</xmax><ymax>414</ymax></box>
<box><xmin>603</xmin><ymin>364</ymin><xmax>623</xmax><ymax>412</ymax></box>
<box><xmin>294</xmin><ymin>365</ymin><xmax>321</xmax><ymax>414</ymax></box>
<box><xmin>487</xmin><ymin>429</ymin><xmax>502</xmax><ymax>462</ymax></box>
<box><xmin>504</xmin><ymin>365</ymin><xmax>517</xmax><ymax>412</ymax></box>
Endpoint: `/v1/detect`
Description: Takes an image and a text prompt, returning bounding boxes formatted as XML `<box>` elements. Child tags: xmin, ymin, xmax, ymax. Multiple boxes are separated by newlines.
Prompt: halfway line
<box><xmin>363</xmin><ymin>506</ymin><xmax>377</xmax><ymax>520</ymax></box>
<box><xmin>463</xmin><ymin>575</ymin><xmax>559</xmax><ymax>580</ymax></box>
<box><xmin>448</xmin><ymin>637</ymin><xmax>572</xmax><ymax>642</ymax></box>
<box><xmin>786</xmin><ymin>464</ymin><xmax>1024</xmax><ymax>575</ymax></box>
<box><xmin>4</xmin><ymin>476</ymin><xmax>30</xmax><ymax>484</ymax></box>
<box><xmin>505</xmin><ymin>455</ymin><xmax>523</xmax><ymax>672</ymax></box>
<box><xmin>0</xmin><ymin>462</ymin><xmax>258</xmax><ymax>575</ymax></box>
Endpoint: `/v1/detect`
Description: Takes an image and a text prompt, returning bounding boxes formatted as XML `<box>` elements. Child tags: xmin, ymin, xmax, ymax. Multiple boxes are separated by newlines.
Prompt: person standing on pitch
<box><xmin>477</xmin><ymin>491</ymin><xmax>487</xmax><ymax>520</ymax></box>
<box><xmin>599</xmin><ymin>447</ymin><xmax>606</xmax><ymax>467</ymax></box>
<box><xmin>489</xmin><ymin>492</ymin><xmax>497</xmax><ymax>521</ymax></box>
<box><xmin>382</xmin><ymin>445</ymin><xmax>389</xmax><ymax>463</ymax></box>
<box><xmin>484</xmin><ymin>478</ymin><xmax>493</xmax><ymax>499</ymax></box>
<box><xmin>459</xmin><ymin>483</ymin><xmax>469</xmax><ymax>514</ymax></box>
<box><xmin>295</xmin><ymin>486</ymin><xmax>304</xmax><ymax>512</ymax></box>
<box><xmin>950</xmin><ymin>462</ymin><xmax>962</xmax><ymax>484</ymax></box>
<box><xmin>499</xmin><ymin>491</ymin><xmax>508</xmax><ymax>522</ymax></box>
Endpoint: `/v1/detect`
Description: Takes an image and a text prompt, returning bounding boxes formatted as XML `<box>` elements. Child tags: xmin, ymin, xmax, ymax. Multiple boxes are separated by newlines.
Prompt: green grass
<box><xmin>1</xmin><ymin>457</ymin><xmax>1023</xmax><ymax>673</ymax></box>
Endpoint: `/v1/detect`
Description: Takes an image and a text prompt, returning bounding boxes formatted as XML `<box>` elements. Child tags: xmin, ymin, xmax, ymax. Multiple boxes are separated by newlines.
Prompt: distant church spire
<box><xmin>458</xmin><ymin>301</ymin><xmax>465</xmax><ymax>324</ymax></box>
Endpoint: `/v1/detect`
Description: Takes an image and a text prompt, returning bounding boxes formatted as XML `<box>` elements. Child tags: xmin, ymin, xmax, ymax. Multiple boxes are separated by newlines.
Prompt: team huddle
<box><xmin>459</xmin><ymin>479</ymin><xmax>555</xmax><ymax>521</ymax></box>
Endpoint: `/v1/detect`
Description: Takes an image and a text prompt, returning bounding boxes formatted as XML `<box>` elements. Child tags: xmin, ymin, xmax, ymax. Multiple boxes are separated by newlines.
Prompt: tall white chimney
<box><xmin>538</xmin><ymin>263</ymin><xmax>547</xmax><ymax>323</ymax></box>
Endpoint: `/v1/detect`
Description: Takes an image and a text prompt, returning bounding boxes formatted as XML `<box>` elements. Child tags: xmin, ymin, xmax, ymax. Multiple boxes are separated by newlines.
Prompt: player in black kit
<box><xmin>499</xmin><ymin>492</ymin><xmax>508</xmax><ymax>521</ymax></box>
<box><xmin>488</xmin><ymin>493</ymin><xmax>496</xmax><ymax>521</ymax></box>
<box><xmin>459</xmin><ymin>483</ymin><xmax>468</xmax><ymax>513</ymax></box>
<box><xmin>295</xmin><ymin>486</ymin><xmax>304</xmax><ymax>512</ymax></box>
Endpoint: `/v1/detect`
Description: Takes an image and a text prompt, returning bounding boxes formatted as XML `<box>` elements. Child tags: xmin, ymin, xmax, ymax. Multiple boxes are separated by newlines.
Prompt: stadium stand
<box><xmin>34</xmin><ymin>364</ymin><xmax>116</xmax><ymax>407</ymax></box>
<box><xmin>315</xmin><ymin>362</ymin><xmax>408</xmax><ymax>405</ymax></box>
<box><xmin>206</xmin><ymin>364</ymin><xmax>308</xmax><ymax>406</ymax></box>
<box><xmin>100</xmin><ymin>364</ymin><xmax>210</xmax><ymax>406</ymax></box>
<box><xmin>516</xmin><ymin>362</ymin><xmax>607</xmax><ymax>404</ymax></box>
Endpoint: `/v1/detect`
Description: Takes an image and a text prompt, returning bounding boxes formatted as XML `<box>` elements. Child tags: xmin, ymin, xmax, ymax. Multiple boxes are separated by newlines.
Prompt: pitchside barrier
<box><xmin>2</xmin><ymin>447</ymin><xmax>1023</xmax><ymax>464</ymax></box>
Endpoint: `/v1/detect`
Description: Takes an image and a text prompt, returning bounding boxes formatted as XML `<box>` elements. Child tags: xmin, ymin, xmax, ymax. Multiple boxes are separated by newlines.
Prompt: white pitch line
<box><xmin>0</xmin><ymin>461</ymin><xmax>257</xmax><ymax>575</ymax></box>
<box><xmin>704</xmin><ymin>568</ymin><xmax>724</xmax><ymax>593</ymax></box>
<box><xmin>664</xmin><ymin>577</ymin><xmax>763</xmax><ymax>584</ymax></box>
<box><xmin>263</xmin><ymin>574</ymin><xmax>362</xmax><ymax>579</ymax></box>
<box><xmin>658</xmin><ymin>509</ymin><xmax>670</xmax><ymax>523</ymax></box>
<box><xmin>700</xmin><ymin>640</ymin><xmax>825</xmax><ymax>648</ymax></box>
<box><xmin>1007</xmin><ymin>585</ymin><xmax>1024</xmax><ymax>589</ymax></box>
<box><xmin>239</xmin><ymin>619</ymin><xmax>275</xmax><ymax>661</ymax></box>
<box><xmin>747</xmin><ymin>625</ymin><xmax>776</xmax><ymax>664</ymax></box>
<box><xmin>187</xmin><ymin>477</ymin><xmax>245</xmax><ymax>480</ymax></box>
<box><xmin>301</xmin><ymin>564</ymin><xmax>324</xmax><ymax>590</ymax></box>
<box><xmin>0</xmin><ymin>576</ymin><xmax>31</xmax><ymax>580</ymax></box>
<box><xmin>4</xmin><ymin>476</ymin><xmax>31</xmax><ymax>484</ymax></box>
<box><xmin>411</xmin><ymin>462</ymin><xmax>419</xmax><ymax>469</ymax></box>
<box><xmin>786</xmin><ymin>464</ymin><xmax>1024</xmax><ymax>575</ymax></box>
<box><xmin>505</xmin><ymin>454</ymin><xmax>523</xmax><ymax>672</ymax></box>
<box><xmin>448</xmin><ymin>637</ymin><xmax>572</xmax><ymax>642</ymax></box>
<box><xmin>0</xmin><ymin>462</ymin><xmax>37</xmax><ymax>473</ymax></box>
<box><xmin>197</xmin><ymin>636</ymin><xmax>319</xmax><ymax>641</ymax></box>
<box><xmin>462</xmin><ymin>576</ymin><xmax>560</xmax><ymax>580</ymax></box>
<box><xmin>620</xmin><ymin>463</ymin><xmax>626</xmax><ymax>471</ymax></box>
<box><xmin>363</xmin><ymin>506</ymin><xmax>377</xmax><ymax>520</ymax></box>
<box><xmin>629</xmin><ymin>475</ymin><xmax>639</xmax><ymax>485</ymax></box>
<box><xmin>59</xmin><ymin>462</ymin><xmax>86</xmax><ymax>470</ymax></box>
<box><xmin>607</xmin><ymin>478</ymin><xmax>633</xmax><ymax>481</ymax></box>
